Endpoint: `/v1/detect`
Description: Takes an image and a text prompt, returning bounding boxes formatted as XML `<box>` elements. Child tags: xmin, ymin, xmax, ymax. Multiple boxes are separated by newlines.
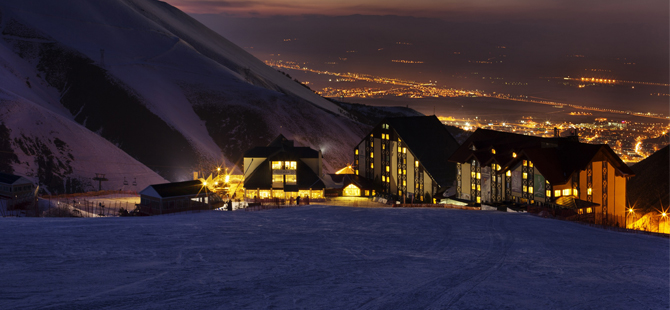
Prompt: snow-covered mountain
<box><xmin>0</xmin><ymin>0</ymin><xmax>374</xmax><ymax>193</ymax></box>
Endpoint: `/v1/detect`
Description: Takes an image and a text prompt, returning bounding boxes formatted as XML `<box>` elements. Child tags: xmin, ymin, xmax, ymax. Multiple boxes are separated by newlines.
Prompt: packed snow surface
<box><xmin>1</xmin><ymin>207</ymin><xmax>667</xmax><ymax>309</ymax></box>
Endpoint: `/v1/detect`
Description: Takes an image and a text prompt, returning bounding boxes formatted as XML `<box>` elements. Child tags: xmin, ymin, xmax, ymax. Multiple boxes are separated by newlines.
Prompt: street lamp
<box><xmin>662</xmin><ymin>212</ymin><xmax>667</xmax><ymax>233</ymax></box>
<box><xmin>626</xmin><ymin>208</ymin><xmax>634</xmax><ymax>229</ymax></box>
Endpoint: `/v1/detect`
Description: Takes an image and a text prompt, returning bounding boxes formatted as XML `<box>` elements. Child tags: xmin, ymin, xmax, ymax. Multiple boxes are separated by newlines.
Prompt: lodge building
<box><xmin>243</xmin><ymin>134</ymin><xmax>325</xmax><ymax>200</ymax></box>
<box><xmin>449</xmin><ymin>128</ymin><xmax>635</xmax><ymax>225</ymax></box>
<box><xmin>352</xmin><ymin>116</ymin><xmax>460</xmax><ymax>202</ymax></box>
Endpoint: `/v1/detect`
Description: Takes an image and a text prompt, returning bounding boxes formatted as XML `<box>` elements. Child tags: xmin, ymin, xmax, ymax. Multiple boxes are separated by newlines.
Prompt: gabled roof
<box><xmin>243</xmin><ymin>157</ymin><xmax>325</xmax><ymax>190</ymax></box>
<box><xmin>382</xmin><ymin>116</ymin><xmax>460</xmax><ymax>187</ymax></box>
<box><xmin>140</xmin><ymin>180</ymin><xmax>206</xmax><ymax>199</ymax></box>
<box><xmin>0</xmin><ymin>172</ymin><xmax>32</xmax><ymax>186</ymax></box>
<box><xmin>449</xmin><ymin>128</ymin><xmax>634</xmax><ymax>185</ymax></box>
<box><xmin>554</xmin><ymin>196</ymin><xmax>599</xmax><ymax>210</ymax></box>
<box><xmin>325</xmin><ymin>174</ymin><xmax>374</xmax><ymax>190</ymax></box>
<box><xmin>244</xmin><ymin>135</ymin><xmax>319</xmax><ymax>159</ymax></box>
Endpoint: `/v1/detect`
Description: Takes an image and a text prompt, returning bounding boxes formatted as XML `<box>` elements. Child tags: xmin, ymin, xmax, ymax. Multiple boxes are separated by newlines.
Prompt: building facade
<box><xmin>138</xmin><ymin>180</ymin><xmax>211</xmax><ymax>215</ymax></box>
<box><xmin>449</xmin><ymin>129</ymin><xmax>635</xmax><ymax>226</ymax></box>
<box><xmin>243</xmin><ymin>135</ymin><xmax>325</xmax><ymax>200</ymax></box>
<box><xmin>352</xmin><ymin>116</ymin><xmax>460</xmax><ymax>202</ymax></box>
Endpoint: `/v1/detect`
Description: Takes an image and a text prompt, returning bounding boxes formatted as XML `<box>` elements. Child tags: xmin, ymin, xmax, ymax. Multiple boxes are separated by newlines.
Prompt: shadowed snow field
<box><xmin>1</xmin><ymin>206</ymin><xmax>667</xmax><ymax>309</ymax></box>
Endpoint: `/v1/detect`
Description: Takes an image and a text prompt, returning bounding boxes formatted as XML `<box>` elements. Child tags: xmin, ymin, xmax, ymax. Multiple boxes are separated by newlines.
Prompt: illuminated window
<box><xmin>382</xmin><ymin>175</ymin><xmax>386</xmax><ymax>182</ymax></box>
<box><xmin>587</xmin><ymin>188</ymin><xmax>592</xmax><ymax>195</ymax></box>
<box><xmin>477</xmin><ymin>184</ymin><xmax>481</xmax><ymax>191</ymax></box>
<box><xmin>398</xmin><ymin>168</ymin><xmax>402</xmax><ymax>175</ymax></box>
<box><xmin>415</xmin><ymin>161</ymin><xmax>419</xmax><ymax>168</ymax></box>
<box><xmin>273</xmin><ymin>174</ymin><xmax>284</xmax><ymax>183</ymax></box>
<box><xmin>546</xmin><ymin>190</ymin><xmax>551</xmax><ymax>197</ymax></box>
<box><xmin>578</xmin><ymin>209</ymin><xmax>584</xmax><ymax>215</ymax></box>
<box><xmin>563</xmin><ymin>189</ymin><xmax>572</xmax><ymax>196</ymax></box>
<box><xmin>555</xmin><ymin>190</ymin><xmax>561</xmax><ymax>197</ymax></box>
<box><xmin>471</xmin><ymin>171</ymin><xmax>476</xmax><ymax>178</ymax></box>
<box><xmin>355</xmin><ymin>149</ymin><xmax>358</xmax><ymax>155</ymax></box>
<box><xmin>496</xmin><ymin>164</ymin><xmax>501</xmax><ymax>171</ymax></box>
<box><xmin>513</xmin><ymin>152</ymin><xmax>517</xmax><ymax>158</ymax></box>
<box><xmin>529</xmin><ymin>161</ymin><xmax>533</xmax><ymax>167</ymax></box>
<box><xmin>477</xmin><ymin>172</ymin><xmax>481</xmax><ymax>179</ymax></box>
<box><xmin>370</xmin><ymin>152</ymin><xmax>374</xmax><ymax>158</ymax></box>
<box><xmin>382</xmin><ymin>144</ymin><xmax>385</xmax><ymax>150</ymax></box>
<box><xmin>528</xmin><ymin>186</ymin><xmax>534</xmax><ymax>194</ymax></box>
<box><xmin>365</xmin><ymin>190</ymin><xmax>369</xmax><ymax>196</ymax></box>
<box><xmin>271</xmin><ymin>161</ymin><xmax>282</xmax><ymax>169</ymax></box>
<box><xmin>402</xmin><ymin>147</ymin><xmax>406</xmax><ymax>154</ymax></box>
<box><xmin>420</xmin><ymin>196</ymin><xmax>424</xmax><ymax>201</ymax></box>
<box><xmin>403</xmin><ymin>180</ymin><xmax>406</xmax><ymax>186</ymax></box>
<box><xmin>491</xmin><ymin>148</ymin><xmax>496</xmax><ymax>154</ymax></box>
<box><xmin>371</xmin><ymin>141</ymin><xmax>374</xmax><ymax>147</ymax></box>
<box><xmin>586</xmin><ymin>207</ymin><xmax>592</xmax><ymax>213</ymax></box>
<box><xmin>523</xmin><ymin>185</ymin><xmax>527</xmax><ymax>192</ymax></box>
<box><xmin>370</xmin><ymin>163</ymin><xmax>374</xmax><ymax>169</ymax></box>
<box><xmin>372</xmin><ymin>190</ymin><xmax>376</xmax><ymax>196</ymax></box>
<box><xmin>355</xmin><ymin>170</ymin><xmax>359</xmax><ymax>175</ymax></box>
<box><xmin>573</xmin><ymin>189</ymin><xmax>578</xmax><ymax>196</ymax></box>
<box><xmin>506</xmin><ymin>170</ymin><xmax>511</xmax><ymax>177</ymax></box>
<box><xmin>523</xmin><ymin>160</ymin><xmax>528</xmax><ymax>167</ymax></box>
<box><xmin>476</xmin><ymin>197</ymin><xmax>480</xmax><ymax>203</ymax></box>
<box><xmin>370</xmin><ymin>133</ymin><xmax>373</xmax><ymax>138</ymax></box>
<box><xmin>472</xmin><ymin>184</ymin><xmax>476</xmax><ymax>190</ymax></box>
<box><xmin>285</xmin><ymin>175</ymin><xmax>297</xmax><ymax>185</ymax></box>
<box><xmin>259</xmin><ymin>190</ymin><xmax>271</xmax><ymax>198</ymax></box>
<box><xmin>403</xmin><ymin>169</ymin><xmax>407</xmax><ymax>175</ymax></box>
<box><xmin>343</xmin><ymin>184</ymin><xmax>360</xmax><ymax>197</ymax></box>
<box><xmin>285</xmin><ymin>161</ymin><xmax>297</xmax><ymax>170</ymax></box>
<box><xmin>523</xmin><ymin>172</ymin><xmax>527</xmax><ymax>179</ymax></box>
<box><xmin>398</xmin><ymin>146</ymin><xmax>402</xmax><ymax>153</ymax></box>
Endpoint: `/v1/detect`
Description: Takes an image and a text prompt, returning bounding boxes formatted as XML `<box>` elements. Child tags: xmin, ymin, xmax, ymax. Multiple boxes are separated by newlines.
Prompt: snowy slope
<box><xmin>0</xmin><ymin>207</ymin><xmax>666</xmax><ymax>309</ymax></box>
<box><xmin>0</xmin><ymin>0</ymin><xmax>370</xmax><ymax>191</ymax></box>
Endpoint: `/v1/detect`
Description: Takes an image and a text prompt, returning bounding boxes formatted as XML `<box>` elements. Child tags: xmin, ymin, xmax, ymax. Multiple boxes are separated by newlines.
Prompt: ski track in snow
<box><xmin>0</xmin><ymin>206</ymin><xmax>667</xmax><ymax>310</ymax></box>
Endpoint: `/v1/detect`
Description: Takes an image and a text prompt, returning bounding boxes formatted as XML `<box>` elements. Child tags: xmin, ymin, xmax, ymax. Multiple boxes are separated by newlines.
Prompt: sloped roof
<box><xmin>554</xmin><ymin>196</ymin><xmax>599</xmax><ymax>210</ymax></box>
<box><xmin>141</xmin><ymin>180</ymin><xmax>206</xmax><ymax>199</ymax></box>
<box><xmin>0</xmin><ymin>172</ymin><xmax>32</xmax><ymax>185</ymax></box>
<box><xmin>628</xmin><ymin>145</ymin><xmax>669</xmax><ymax>212</ymax></box>
<box><xmin>325</xmin><ymin>174</ymin><xmax>374</xmax><ymax>189</ymax></box>
<box><xmin>244</xmin><ymin>135</ymin><xmax>319</xmax><ymax>158</ymax></box>
<box><xmin>244</xmin><ymin>157</ymin><xmax>325</xmax><ymax>190</ymax></box>
<box><xmin>383</xmin><ymin>116</ymin><xmax>460</xmax><ymax>187</ymax></box>
<box><xmin>450</xmin><ymin>128</ymin><xmax>634</xmax><ymax>185</ymax></box>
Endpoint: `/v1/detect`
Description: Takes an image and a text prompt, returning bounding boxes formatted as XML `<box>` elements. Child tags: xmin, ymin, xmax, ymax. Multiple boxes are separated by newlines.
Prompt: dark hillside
<box><xmin>628</xmin><ymin>146</ymin><xmax>669</xmax><ymax>212</ymax></box>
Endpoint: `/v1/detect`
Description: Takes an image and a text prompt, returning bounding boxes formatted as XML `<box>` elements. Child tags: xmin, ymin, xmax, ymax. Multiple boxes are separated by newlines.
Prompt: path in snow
<box><xmin>0</xmin><ymin>206</ymin><xmax>667</xmax><ymax>309</ymax></box>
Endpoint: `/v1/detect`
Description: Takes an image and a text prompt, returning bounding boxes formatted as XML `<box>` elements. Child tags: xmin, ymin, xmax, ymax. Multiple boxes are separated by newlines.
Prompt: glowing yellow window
<box><xmin>477</xmin><ymin>184</ymin><xmax>481</xmax><ymax>191</ymax></box>
<box><xmin>562</xmin><ymin>189</ymin><xmax>572</xmax><ymax>196</ymax></box>
<box><xmin>371</xmin><ymin>141</ymin><xmax>374</xmax><ymax>147</ymax></box>
<box><xmin>285</xmin><ymin>175</ymin><xmax>297</xmax><ymax>185</ymax></box>
<box><xmin>386</xmin><ymin>166</ymin><xmax>390</xmax><ymax>172</ymax></box>
<box><xmin>523</xmin><ymin>185</ymin><xmax>527</xmax><ymax>192</ymax></box>
<box><xmin>546</xmin><ymin>190</ymin><xmax>551</xmax><ymax>197</ymax></box>
<box><xmin>285</xmin><ymin>161</ymin><xmax>297</xmax><ymax>170</ymax></box>
<box><xmin>382</xmin><ymin>175</ymin><xmax>386</xmax><ymax>182</ymax></box>
<box><xmin>370</xmin><ymin>134</ymin><xmax>373</xmax><ymax>138</ymax></box>
<box><xmin>471</xmin><ymin>171</ymin><xmax>476</xmax><ymax>178</ymax></box>
<box><xmin>398</xmin><ymin>168</ymin><xmax>402</xmax><ymax>175</ymax></box>
<box><xmin>273</xmin><ymin>174</ymin><xmax>284</xmax><ymax>183</ymax></box>
<box><xmin>471</xmin><ymin>184</ymin><xmax>476</xmax><ymax>190</ymax></box>
<box><xmin>403</xmin><ymin>169</ymin><xmax>407</xmax><ymax>175</ymax></box>
<box><xmin>529</xmin><ymin>161</ymin><xmax>533</xmax><ymax>167</ymax></box>
<box><xmin>573</xmin><ymin>189</ymin><xmax>578</xmax><ymax>196</ymax></box>
<box><xmin>343</xmin><ymin>184</ymin><xmax>360</xmax><ymax>197</ymax></box>
<box><xmin>370</xmin><ymin>152</ymin><xmax>374</xmax><ymax>158</ymax></box>
<box><xmin>382</xmin><ymin>144</ymin><xmax>385</xmax><ymax>150</ymax></box>
<box><xmin>398</xmin><ymin>146</ymin><xmax>402</xmax><ymax>153</ymax></box>
<box><xmin>496</xmin><ymin>164</ymin><xmax>501</xmax><ymax>171</ymax></box>
<box><xmin>365</xmin><ymin>190</ymin><xmax>369</xmax><ymax>196</ymax></box>
<box><xmin>523</xmin><ymin>172</ymin><xmax>527</xmax><ymax>179</ymax></box>
<box><xmin>402</xmin><ymin>147</ymin><xmax>406</xmax><ymax>154</ymax></box>
<box><xmin>403</xmin><ymin>180</ymin><xmax>406</xmax><ymax>186</ymax></box>
<box><xmin>586</xmin><ymin>207</ymin><xmax>592</xmax><ymax>213</ymax></box>
<box><xmin>513</xmin><ymin>152</ymin><xmax>517</xmax><ymax>158</ymax></box>
<box><xmin>477</xmin><ymin>173</ymin><xmax>481</xmax><ymax>179</ymax></box>
<box><xmin>370</xmin><ymin>163</ymin><xmax>374</xmax><ymax>169</ymax></box>
<box><xmin>372</xmin><ymin>190</ymin><xmax>376</xmax><ymax>196</ymax></box>
<box><xmin>355</xmin><ymin>149</ymin><xmax>359</xmax><ymax>155</ymax></box>
<box><xmin>476</xmin><ymin>197</ymin><xmax>481</xmax><ymax>203</ymax></box>
<box><xmin>506</xmin><ymin>170</ymin><xmax>511</xmax><ymax>177</ymax></box>
<box><xmin>355</xmin><ymin>170</ymin><xmax>359</xmax><ymax>175</ymax></box>
<box><xmin>491</xmin><ymin>148</ymin><xmax>496</xmax><ymax>154</ymax></box>
<box><xmin>420</xmin><ymin>196</ymin><xmax>424</xmax><ymax>201</ymax></box>
<box><xmin>528</xmin><ymin>186</ymin><xmax>534</xmax><ymax>194</ymax></box>
<box><xmin>271</xmin><ymin>161</ymin><xmax>282</xmax><ymax>169</ymax></box>
<box><xmin>415</xmin><ymin>161</ymin><xmax>419</xmax><ymax>168</ymax></box>
<box><xmin>554</xmin><ymin>190</ymin><xmax>561</xmax><ymax>197</ymax></box>
<box><xmin>578</xmin><ymin>209</ymin><xmax>584</xmax><ymax>215</ymax></box>
<box><xmin>523</xmin><ymin>160</ymin><xmax>528</xmax><ymax>166</ymax></box>
<box><xmin>587</xmin><ymin>188</ymin><xmax>592</xmax><ymax>195</ymax></box>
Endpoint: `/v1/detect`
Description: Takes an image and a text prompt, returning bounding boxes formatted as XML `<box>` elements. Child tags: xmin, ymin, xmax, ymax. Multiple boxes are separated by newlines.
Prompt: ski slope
<box><xmin>1</xmin><ymin>207</ymin><xmax>667</xmax><ymax>309</ymax></box>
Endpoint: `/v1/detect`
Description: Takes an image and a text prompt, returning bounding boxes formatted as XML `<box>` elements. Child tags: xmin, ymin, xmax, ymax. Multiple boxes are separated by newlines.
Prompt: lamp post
<box><xmin>662</xmin><ymin>212</ymin><xmax>667</xmax><ymax>234</ymax></box>
<box><xmin>626</xmin><ymin>208</ymin><xmax>634</xmax><ymax>229</ymax></box>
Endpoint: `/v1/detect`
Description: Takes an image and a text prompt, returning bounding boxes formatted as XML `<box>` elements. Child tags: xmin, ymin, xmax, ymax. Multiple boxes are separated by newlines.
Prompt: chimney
<box><xmin>553</xmin><ymin>127</ymin><xmax>559</xmax><ymax>138</ymax></box>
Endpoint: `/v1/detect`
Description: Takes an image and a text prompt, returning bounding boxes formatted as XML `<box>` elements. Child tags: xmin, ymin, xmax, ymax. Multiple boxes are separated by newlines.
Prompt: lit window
<box><xmin>372</xmin><ymin>190</ymin><xmax>376</xmax><ymax>196</ymax></box>
<box><xmin>506</xmin><ymin>170</ymin><xmax>511</xmax><ymax>177</ymax></box>
<box><xmin>586</xmin><ymin>207</ymin><xmax>592</xmax><ymax>213</ymax></box>
<box><xmin>382</xmin><ymin>144</ymin><xmax>386</xmax><ymax>150</ymax></box>
<box><xmin>523</xmin><ymin>172</ymin><xmax>527</xmax><ymax>179</ymax></box>
<box><xmin>513</xmin><ymin>152</ymin><xmax>517</xmax><ymax>158</ymax></box>
<box><xmin>587</xmin><ymin>188</ymin><xmax>592</xmax><ymax>195</ymax></box>
<box><xmin>272</xmin><ymin>161</ymin><xmax>282</xmax><ymax>169</ymax></box>
<box><xmin>272</xmin><ymin>174</ymin><xmax>284</xmax><ymax>183</ymax></box>
<box><xmin>415</xmin><ymin>161</ymin><xmax>419</xmax><ymax>168</ymax></box>
<box><xmin>477</xmin><ymin>184</ymin><xmax>481</xmax><ymax>191</ymax></box>
<box><xmin>355</xmin><ymin>149</ymin><xmax>359</xmax><ymax>155</ymax></box>
<box><xmin>403</xmin><ymin>180</ymin><xmax>406</xmax><ymax>186</ymax></box>
<box><xmin>398</xmin><ymin>146</ymin><xmax>402</xmax><ymax>153</ymax></box>
<box><xmin>398</xmin><ymin>168</ymin><xmax>402</xmax><ymax>175</ymax></box>
<box><xmin>403</xmin><ymin>169</ymin><xmax>407</xmax><ymax>175</ymax></box>
<box><xmin>365</xmin><ymin>190</ymin><xmax>370</xmax><ymax>196</ymax></box>
<box><xmin>471</xmin><ymin>171</ymin><xmax>476</xmax><ymax>178</ymax></box>
<box><xmin>523</xmin><ymin>160</ymin><xmax>528</xmax><ymax>167</ymax></box>
<box><xmin>476</xmin><ymin>197</ymin><xmax>480</xmax><ymax>203</ymax></box>
<box><xmin>472</xmin><ymin>184</ymin><xmax>476</xmax><ymax>190</ymax></box>
<box><xmin>399</xmin><ymin>190</ymin><xmax>403</xmax><ymax>196</ymax></box>
<box><xmin>370</xmin><ymin>134</ymin><xmax>373</xmax><ymax>138</ymax></box>
<box><xmin>477</xmin><ymin>172</ymin><xmax>481</xmax><ymax>179</ymax></box>
<box><xmin>285</xmin><ymin>175</ymin><xmax>297</xmax><ymax>185</ymax></box>
<box><xmin>529</xmin><ymin>186</ymin><xmax>534</xmax><ymax>194</ymax></box>
<box><xmin>523</xmin><ymin>185</ymin><xmax>527</xmax><ymax>192</ymax></box>
<box><xmin>371</xmin><ymin>141</ymin><xmax>374</xmax><ymax>147</ymax></box>
<box><xmin>420</xmin><ymin>196</ymin><xmax>424</xmax><ymax>201</ymax></box>
<box><xmin>546</xmin><ymin>190</ymin><xmax>551</xmax><ymax>197</ymax></box>
<box><xmin>555</xmin><ymin>190</ymin><xmax>561</xmax><ymax>197</ymax></box>
<box><xmin>491</xmin><ymin>148</ymin><xmax>496</xmax><ymax>154</ymax></box>
<box><xmin>496</xmin><ymin>164</ymin><xmax>501</xmax><ymax>171</ymax></box>
<box><xmin>386</xmin><ymin>165</ymin><xmax>390</xmax><ymax>172</ymax></box>
<box><xmin>370</xmin><ymin>152</ymin><xmax>374</xmax><ymax>158</ymax></box>
<box><xmin>355</xmin><ymin>170</ymin><xmax>359</xmax><ymax>175</ymax></box>
<box><xmin>285</xmin><ymin>161</ymin><xmax>297</xmax><ymax>170</ymax></box>
<box><xmin>578</xmin><ymin>209</ymin><xmax>584</xmax><ymax>215</ymax></box>
<box><xmin>573</xmin><ymin>189</ymin><xmax>578</xmax><ymax>196</ymax></box>
<box><xmin>403</xmin><ymin>147</ymin><xmax>406</xmax><ymax>154</ymax></box>
<box><xmin>371</xmin><ymin>163</ymin><xmax>374</xmax><ymax>169</ymax></box>
<box><xmin>382</xmin><ymin>175</ymin><xmax>386</xmax><ymax>182</ymax></box>
<box><xmin>563</xmin><ymin>189</ymin><xmax>572</xmax><ymax>196</ymax></box>
<box><xmin>529</xmin><ymin>161</ymin><xmax>533</xmax><ymax>167</ymax></box>
<box><xmin>343</xmin><ymin>184</ymin><xmax>360</xmax><ymax>196</ymax></box>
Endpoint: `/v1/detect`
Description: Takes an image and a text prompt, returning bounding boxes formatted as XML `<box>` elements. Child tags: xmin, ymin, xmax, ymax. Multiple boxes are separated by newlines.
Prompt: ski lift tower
<box><xmin>93</xmin><ymin>173</ymin><xmax>108</xmax><ymax>191</ymax></box>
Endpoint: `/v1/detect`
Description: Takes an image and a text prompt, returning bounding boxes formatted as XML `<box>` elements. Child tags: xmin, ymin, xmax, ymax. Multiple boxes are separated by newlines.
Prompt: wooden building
<box><xmin>352</xmin><ymin>116</ymin><xmax>460</xmax><ymax>202</ymax></box>
<box><xmin>138</xmin><ymin>180</ymin><xmax>211</xmax><ymax>215</ymax></box>
<box><xmin>243</xmin><ymin>135</ymin><xmax>325</xmax><ymax>200</ymax></box>
<box><xmin>0</xmin><ymin>172</ymin><xmax>35</xmax><ymax>199</ymax></box>
<box><xmin>449</xmin><ymin>128</ymin><xmax>635</xmax><ymax>226</ymax></box>
<box><xmin>323</xmin><ymin>169</ymin><xmax>375</xmax><ymax>198</ymax></box>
